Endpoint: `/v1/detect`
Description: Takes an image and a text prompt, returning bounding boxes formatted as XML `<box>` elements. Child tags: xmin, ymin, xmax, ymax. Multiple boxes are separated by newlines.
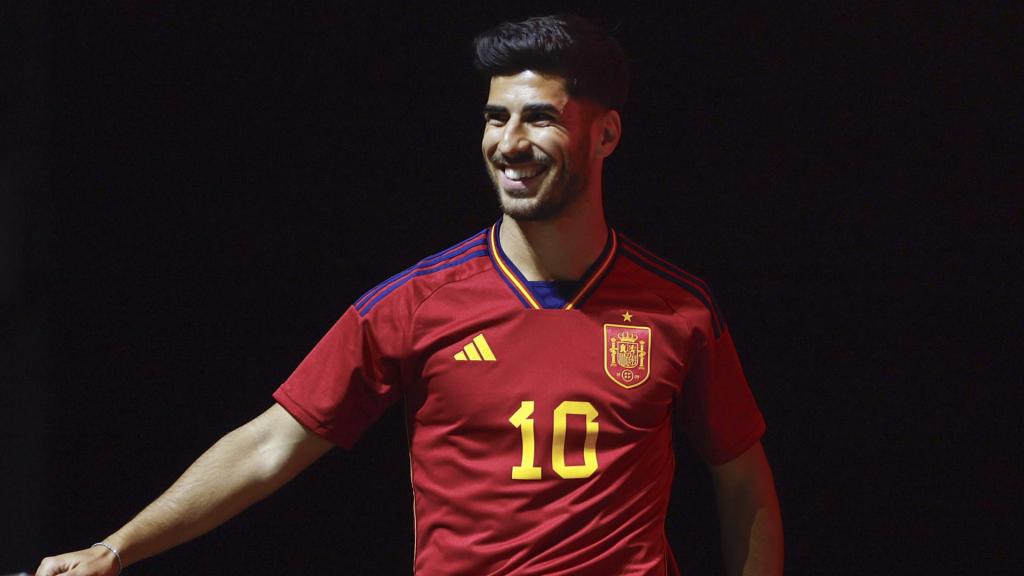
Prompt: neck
<box><xmin>499</xmin><ymin>176</ymin><xmax>608</xmax><ymax>281</ymax></box>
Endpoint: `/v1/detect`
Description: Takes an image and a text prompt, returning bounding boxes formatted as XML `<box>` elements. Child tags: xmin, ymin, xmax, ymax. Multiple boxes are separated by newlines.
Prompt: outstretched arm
<box><xmin>36</xmin><ymin>403</ymin><xmax>333</xmax><ymax>576</ymax></box>
<box><xmin>710</xmin><ymin>441</ymin><xmax>784</xmax><ymax>576</ymax></box>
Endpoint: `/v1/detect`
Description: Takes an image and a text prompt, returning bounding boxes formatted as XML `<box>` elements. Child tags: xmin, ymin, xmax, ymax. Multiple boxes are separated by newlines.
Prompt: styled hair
<box><xmin>473</xmin><ymin>14</ymin><xmax>629</xmax><ymax>111</ymax></box>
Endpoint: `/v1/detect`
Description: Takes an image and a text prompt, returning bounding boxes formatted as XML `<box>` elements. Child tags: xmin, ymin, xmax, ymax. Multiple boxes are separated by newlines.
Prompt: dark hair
<box><xmin>473</xmin><ymin>14</ymin><xmax>629</xmax><ymax>112</ymax></box>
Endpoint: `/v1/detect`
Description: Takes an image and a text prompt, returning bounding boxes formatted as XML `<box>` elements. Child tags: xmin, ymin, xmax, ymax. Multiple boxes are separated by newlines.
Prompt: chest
<box><xmin>407</xmin><ymin>306</ymin><xmax>697</xmax><ymax>448</ymax></box>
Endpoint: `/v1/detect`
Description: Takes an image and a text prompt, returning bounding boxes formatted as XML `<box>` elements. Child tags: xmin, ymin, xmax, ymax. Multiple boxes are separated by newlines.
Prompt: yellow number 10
<box><xmin>508</xmin><ymin>400</ymin><xmax>599</xmax><ymax>480</ymax></box>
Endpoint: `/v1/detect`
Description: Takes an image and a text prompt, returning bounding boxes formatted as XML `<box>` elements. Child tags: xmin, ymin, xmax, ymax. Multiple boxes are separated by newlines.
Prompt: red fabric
<box><xmin>273</xmin><ymin>228</ymin><xmax>764</xmax><ymax>575</ymax></box>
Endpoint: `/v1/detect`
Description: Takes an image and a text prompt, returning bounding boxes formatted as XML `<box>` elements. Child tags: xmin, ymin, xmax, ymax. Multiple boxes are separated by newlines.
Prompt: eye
<box><xmin>528</xmin><ymin>114</ymin><xmax>556</xmax><ymax>126</ymax></box>
<box><xmin>484</xmin><ymin>113</ymin><xmax>508</xmax><ymax>127</ymax></box>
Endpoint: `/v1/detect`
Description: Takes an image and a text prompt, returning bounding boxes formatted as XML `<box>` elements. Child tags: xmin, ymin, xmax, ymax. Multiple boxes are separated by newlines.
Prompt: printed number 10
<box><xmin>508</xmin><ymin>400</ymin><xmax>599</xmax><ymax>480</ymax></box>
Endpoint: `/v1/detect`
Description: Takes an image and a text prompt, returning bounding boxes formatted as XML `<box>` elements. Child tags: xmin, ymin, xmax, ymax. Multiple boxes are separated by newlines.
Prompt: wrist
<box><xmin>91</xmin><ymin>542</ymin><xmax>124</xmax><ymax>575</ymax></box>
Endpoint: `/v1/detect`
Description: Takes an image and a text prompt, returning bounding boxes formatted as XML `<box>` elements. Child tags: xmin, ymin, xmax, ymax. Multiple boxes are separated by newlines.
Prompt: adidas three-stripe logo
<box><xmin>454</xmin><ymin>334</ymin><xmax>496</xmax><ymax>362</ymax></box>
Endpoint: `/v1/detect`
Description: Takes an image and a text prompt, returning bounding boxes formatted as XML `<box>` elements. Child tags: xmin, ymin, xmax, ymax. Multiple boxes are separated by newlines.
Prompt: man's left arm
<box><xmin>709</xmin><ymin>440</ymin><xmax>784</xmax><ymax>576</ymax></box>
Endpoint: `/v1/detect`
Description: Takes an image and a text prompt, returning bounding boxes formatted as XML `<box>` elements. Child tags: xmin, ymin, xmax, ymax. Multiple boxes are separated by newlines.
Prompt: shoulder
<box><xmin>352</xmin><ymin>229</ymin><xmax>491</xmax><ymax>317</ymax></box>
<box><xmin>615</xmin><ymin>232</ymin><xmax>727</xmax><ymax>338</ymax></box>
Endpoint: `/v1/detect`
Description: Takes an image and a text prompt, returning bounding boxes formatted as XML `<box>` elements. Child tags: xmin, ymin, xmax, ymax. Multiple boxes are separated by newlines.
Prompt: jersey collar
<box><xmin>488</xmin><ymin>219</ymin><xmax>618</xmax><ymax>310</ymax></box>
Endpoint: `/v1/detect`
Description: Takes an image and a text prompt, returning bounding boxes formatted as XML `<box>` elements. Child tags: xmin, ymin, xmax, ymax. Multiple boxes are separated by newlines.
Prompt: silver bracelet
<box><xmin>91</xmin><ymin>542</ymin><xmax>124</xmax><ymax>575</ymax></box>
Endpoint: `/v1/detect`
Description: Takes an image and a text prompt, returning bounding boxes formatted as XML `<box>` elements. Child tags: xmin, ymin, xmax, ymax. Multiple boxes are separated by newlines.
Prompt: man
<box><xmin>38</xmin><ymin>14</ymin><xmax>783</xmax><ymax>576</ymax></box>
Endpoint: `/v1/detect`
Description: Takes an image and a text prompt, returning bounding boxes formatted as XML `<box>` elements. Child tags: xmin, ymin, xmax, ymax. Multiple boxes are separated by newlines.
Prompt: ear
<box><xmin>593</xmin><ymin>109</ymin><xmax>622</xmax><ymax>159</ymax></box>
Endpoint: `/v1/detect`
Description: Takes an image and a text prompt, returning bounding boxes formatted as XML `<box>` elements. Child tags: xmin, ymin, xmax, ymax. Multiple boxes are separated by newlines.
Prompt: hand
<box><xmin>35</xmin><ymin>546</ymin><xmax>120</xmax><ymax>576</ymax></box>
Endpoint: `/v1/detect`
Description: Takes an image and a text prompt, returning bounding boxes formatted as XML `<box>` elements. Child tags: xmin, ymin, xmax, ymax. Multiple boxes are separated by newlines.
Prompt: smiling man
<box><xmin>38</xmin><ymin>14</ymin><xmax>782</xmax><ymax>576</ymax></box>
<box><xmin>482</xmin><ymin>71</ymin><xmax>604</xmax><ymax>222</ymax></box>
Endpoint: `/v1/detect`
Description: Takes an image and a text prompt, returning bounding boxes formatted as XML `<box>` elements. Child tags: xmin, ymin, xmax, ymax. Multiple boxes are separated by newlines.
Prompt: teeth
<box><xmin>503</xmin><ymin>166</ymin><xmax>544</xmax><ymax>181</ymax></box>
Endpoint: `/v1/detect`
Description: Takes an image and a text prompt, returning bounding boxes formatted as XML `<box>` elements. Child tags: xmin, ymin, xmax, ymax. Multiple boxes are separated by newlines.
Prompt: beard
<box><xmin>493</xmin><ymin>166</ymin><xmax>587</xmax><ymax>222</ymax></box>
<box><xmin>486</xmin><ymin>143</ymin><xmax>590</xmax><ymax>222</ymax></box>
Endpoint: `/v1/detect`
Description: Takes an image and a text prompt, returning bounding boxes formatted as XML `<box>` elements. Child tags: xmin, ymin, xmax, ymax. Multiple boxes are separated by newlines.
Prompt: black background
<box><xmin>4</xmin><ymin>2</ymin><xmax>1020</xmax><ymax>574</ymax></box>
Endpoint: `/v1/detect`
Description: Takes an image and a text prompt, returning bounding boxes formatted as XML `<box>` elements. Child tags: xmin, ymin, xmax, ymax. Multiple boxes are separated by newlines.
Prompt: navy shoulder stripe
<box><xmin>354</xmin><ymin>230</ymin><xmax>486</xmax><ymax>309</ymax></box>
<box><xmin>354</xmin><ymin>230</ymin><xmax>488</xmax><ymax>315</ymax></box>
<box><xmin>619</xmin><ymin>235</ymin><xmax>725</xmax><ymax>337</ymax></box>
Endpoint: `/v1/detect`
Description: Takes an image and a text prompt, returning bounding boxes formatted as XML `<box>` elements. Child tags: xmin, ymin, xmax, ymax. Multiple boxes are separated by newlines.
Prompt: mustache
<box><xmin>490</xmin><ymin>150</ymin><xmax>552</xmax><ymax>166</ymax></box>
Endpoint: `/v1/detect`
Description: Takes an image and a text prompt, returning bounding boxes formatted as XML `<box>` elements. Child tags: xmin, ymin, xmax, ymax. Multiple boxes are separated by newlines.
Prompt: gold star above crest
<box><xmin>622</xmin><ymin>311</ymin><xmax>633</xmax><ymax>322</ymax></box>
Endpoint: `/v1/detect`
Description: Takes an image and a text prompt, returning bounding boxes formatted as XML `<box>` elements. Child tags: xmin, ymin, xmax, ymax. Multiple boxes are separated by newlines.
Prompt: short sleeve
<box><xmin>273</xmin><ymin>305</ymin><xmax>405</xmax><ymax>449</ymax></box>
<box><xmin>678</xmin><ymin>328</ymin><xmax>766</xmax><ymax>465</ymax></box>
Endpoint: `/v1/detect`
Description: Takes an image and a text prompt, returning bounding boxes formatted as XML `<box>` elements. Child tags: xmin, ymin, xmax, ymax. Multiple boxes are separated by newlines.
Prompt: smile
<box><xmin>501</xmin><ymin>164</ymin><xmax>547</xmax><ymax>182</ymax></box>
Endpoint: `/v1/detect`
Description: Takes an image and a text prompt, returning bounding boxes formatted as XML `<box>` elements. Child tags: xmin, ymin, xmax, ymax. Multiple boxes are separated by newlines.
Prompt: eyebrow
<box><xmin>483</xmin><ymin>103</ymin><xmax>562</xmax><ymax>117</ymax></box>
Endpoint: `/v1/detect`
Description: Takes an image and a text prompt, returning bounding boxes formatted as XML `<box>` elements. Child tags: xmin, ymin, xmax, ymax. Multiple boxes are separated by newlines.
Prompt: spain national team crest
<box><xmin>603</xmin><ymin>323</ymin><xmax>652</xmax><ymax>389</ymax></box>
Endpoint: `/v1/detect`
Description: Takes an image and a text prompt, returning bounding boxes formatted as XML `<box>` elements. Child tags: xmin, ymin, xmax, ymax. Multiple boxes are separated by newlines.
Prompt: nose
<box><xmin>497</xmin><ymin>117</ymin><xmax>531</xmax><ymax>157</ymax></box>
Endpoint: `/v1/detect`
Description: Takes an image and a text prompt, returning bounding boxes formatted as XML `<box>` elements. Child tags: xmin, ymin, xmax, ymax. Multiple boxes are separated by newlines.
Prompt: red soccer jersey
<box><xmin>273</xmin><ymin>221</ymin><xmax>765</xmax><ymax>575</ymax></box>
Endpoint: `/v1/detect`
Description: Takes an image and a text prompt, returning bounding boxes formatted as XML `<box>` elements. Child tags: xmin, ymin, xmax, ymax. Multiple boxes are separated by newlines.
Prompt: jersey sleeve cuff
<box><xmin>273</xmin><ymin>387</ymin><xmax>358</xmax><ymax>450</ymax></box>
<box><xmin>702</xmin><ymin>415</ymin><xmax>767</xmax><ymax>465</ymax></box>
